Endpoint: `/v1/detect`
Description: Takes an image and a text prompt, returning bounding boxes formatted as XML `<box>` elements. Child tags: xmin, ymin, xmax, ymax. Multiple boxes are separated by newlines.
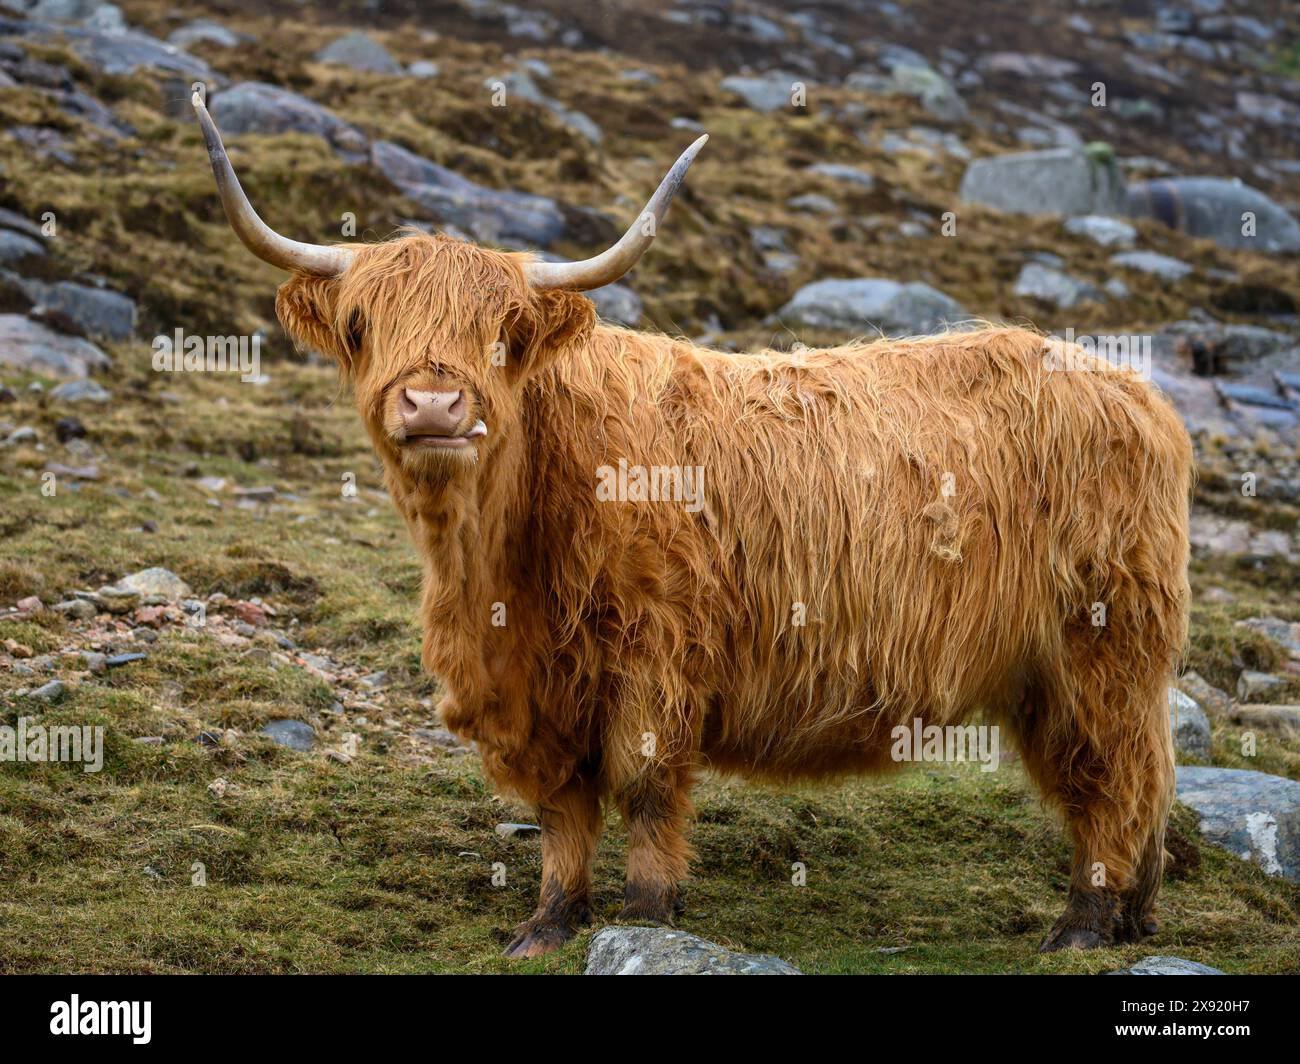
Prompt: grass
<box><xmin>1</xmin><ymin>0</ymin><xmax>1298</xmax><ymax>974</ymax></box>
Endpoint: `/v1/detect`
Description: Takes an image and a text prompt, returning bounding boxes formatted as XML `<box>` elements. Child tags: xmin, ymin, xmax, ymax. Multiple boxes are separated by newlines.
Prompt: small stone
<box><xmin>260</xmin><ymin>719</ymin><xmax>316</xmax><ymax>752</ymax></box>
<box><xmin>16</xmin><ymin>595</ymin><xmax>42</xmax><ymax>613</ymax></box>
<box><xmin>495</xmin><ymin>822</ymin><xmax>541</xmax><ymax>838</ymax></box>
<box><xmin>233</xmin><ymin>485</ymin><xmax>276</xmax><ymax>503</ymax></box>
<box><xmin>585</xmin><ymin>927</ymin><xmax>800</xmax><ymax>975</ymax></box>
<box><xmin>3</xmin><ymin>639</ymin><xmax>33</xmax><ymax>659</ymax></box>
<box><xmin>30</xmin><ymin>679</ymin><xmax>65</xmax><ymax>703</ymax></box>
<box><xmin>1237</xmin><ymin>670</ymin><xmax>1285</xmax><ymax>703</ymax></box>
<box><xmin>1168</xmin><ymin>688</ymin><xmax>1211</xmax><ymax>759</ymax></box>
<box><xmin>134</xmin><ymin>736</ymin><xmax>164</xmax><ymax>746</ymax></box>
<box><xmin>105</xmin><ymin>652</ymin><xmax>147</xmax><ymax>668</ymax></box>
<box><xmin>49</xmin><ymin>379</ymin><xmax>111</xmax><ymax>404</ymax></box>
<box><xmin>208</xmin><ymin>777</ymin><xmax>229</xmax><ymax>798</ymax></box>
<box><xmin>357</xmin><ymin>670</ymin><xmax>389</xmax><ymax>690</ymax></box>
<box><xmin>230</xmin><ymin>601</ymin><xmax>267</xmax><ymax>627</ymax></box>
<box><xmin>81</xmin><ymin>652</ymin><xmax>106</xmax><ymax>674</ymax></box>
<box><xmin>97</xmin><ymin>586</ymin><xmax>140</xmax><ymax>614</ymax></box>
<box><xmin>54</xmin><ymin>599</ymin><xmax>97</xmax><ymax>621</ymax></box>
<box><xmin>1178</xmin><ymin>671</ymin><xmax>1232</xmax><ymax>717</ymax></box>
<box><xmin>116</xmin><ymin>567</ymin><xmax>192</xmax><ymax>602</ymax></box>
<box><xmin>54</xmin><ymin>417</ymin><xmax>86</xmax><ymax>443</ymax></box>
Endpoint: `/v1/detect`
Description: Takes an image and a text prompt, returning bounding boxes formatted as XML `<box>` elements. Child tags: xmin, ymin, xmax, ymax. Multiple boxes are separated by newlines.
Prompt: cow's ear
<box><xmin>276</xmin><ymin>275</ymin><xmax>357</xmax><ymax>373</ymax></box>
<box><xmin>507</xmin><ymin>289</ymin><xmax>595</xmax><ymax>377</ymax></box>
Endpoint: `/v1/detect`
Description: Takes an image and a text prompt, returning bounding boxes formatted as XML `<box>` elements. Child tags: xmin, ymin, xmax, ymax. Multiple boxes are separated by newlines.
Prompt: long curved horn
<box><xmin>524</xmin><ymin>134</ymin><xmax>707</xmax><ymax>291</ymax></box>
<box><xmin>193</xmin><ymin>93</ymin><xmax>353</xmax><ymax>278</ymax></box>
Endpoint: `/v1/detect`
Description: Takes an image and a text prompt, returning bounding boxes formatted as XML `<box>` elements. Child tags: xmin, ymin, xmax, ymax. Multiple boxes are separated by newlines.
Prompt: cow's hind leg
<box><xmin>1015</xmin><ymin>657</ymin><xmax>1174</xmax><ymax>953</ymax></box>
<box><xmin>503</xmin><ymin>775</ymin><xmax>601</xmax><ymax>959</ymax></box>
<box><xmin>615</xmin><ymin>765</ymin><xmax>694</xmax><ymax>924</ymax></box>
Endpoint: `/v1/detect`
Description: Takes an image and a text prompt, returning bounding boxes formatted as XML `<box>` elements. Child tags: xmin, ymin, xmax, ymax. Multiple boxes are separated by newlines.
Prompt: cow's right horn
<box><xmin>194</xmin><ymin>93</ymin><xmax>354</xmax><ymax>278</ymax></box>
<box><xmin>523</xmin><ymin>134</ymin><xmax>707</xmax><ymax>291</ymax></box>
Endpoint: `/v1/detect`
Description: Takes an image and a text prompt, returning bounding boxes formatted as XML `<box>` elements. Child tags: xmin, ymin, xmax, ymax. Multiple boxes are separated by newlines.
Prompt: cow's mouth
<box><xmin>403</xmin><ymin>419</ymin><xmax>488</xmax><ymax>450</ymax></box>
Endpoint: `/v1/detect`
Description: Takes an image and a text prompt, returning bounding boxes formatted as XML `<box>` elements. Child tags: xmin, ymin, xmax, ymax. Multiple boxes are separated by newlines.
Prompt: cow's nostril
<box><xmin>448</xmin><ymin>391</ymin><xmax>465</xmax><ymax>420</ymax></box>
<box><xmin>400</xmin><ymin>388</ymin><xmax>420</xmax><ymax>417</ymax></box>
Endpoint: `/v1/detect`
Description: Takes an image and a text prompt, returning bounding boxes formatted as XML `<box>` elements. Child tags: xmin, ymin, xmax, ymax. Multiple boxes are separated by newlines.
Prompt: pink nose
<box><xmin>400</xmin><ymin>388</ymin><xmax>464</xmax><ymax>435</ymax></box>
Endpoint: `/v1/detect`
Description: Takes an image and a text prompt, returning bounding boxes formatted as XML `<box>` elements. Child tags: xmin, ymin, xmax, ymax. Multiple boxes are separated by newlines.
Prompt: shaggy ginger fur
<box><xmin>276</xmin><ymin>233</ymin><xmax>1191</xmax><ymax>957</ymax></box>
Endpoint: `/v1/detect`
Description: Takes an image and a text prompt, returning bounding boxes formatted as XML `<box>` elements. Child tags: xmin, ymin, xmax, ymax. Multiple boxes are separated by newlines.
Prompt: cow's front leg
<box><xmin>503</xmin><ymin>776</ymin><xmax>602</xmax><ymax>959</ymax></box>
<box><xmin>616</xmin><ymin>766</ymin><xmax>693</xmax><ymax>924</ymax></box>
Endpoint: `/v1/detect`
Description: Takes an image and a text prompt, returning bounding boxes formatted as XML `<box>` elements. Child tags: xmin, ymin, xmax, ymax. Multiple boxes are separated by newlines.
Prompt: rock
<box><xmin>494</xmin><ymin>822</ymin><xmax>540</xmax><ymax>838</ymax></box>
<box><xmin>959</xmin><ymin>146</ymin><xmax>1125</xmax><ymax>217</ymax></box>
<box><xmin>233</xmin><ymin>485</ymin><xmax>276</xmax><ymax>503</ymax></box>
<box><xmin>720</xmin><ymin>71</ymin><xmax>804</xmax><ymax>112</ymax></box>
<box><xmin>260</xmin><ymin>719</ymin><xmax>316</xmax><ymax>752</ymax></box>
<box><xmin>372</xmin><ymin>139</ymin><xmax>567</xmax><ymax>248</ymax></box>
<box><xmin>230</xmin><ymin>601</ymin><xmax>267</xmax><ymax>627</ymax></box>
<box><xmin>1013</xmin><ymin>263</ymin><xmax>1102</xmax><ymax>309</ymax></box>
<box><xmin>4</xmin><ymin>425</ymin><xmax>38</xmax><ymax>445</ymax></box>
<box><xmin>357</xmin><ymin>670</ymin><xmax>389</xmax><ymax>690</ymax></box>
<box><xmin>30</xmin><ymin>679</ymin><xmax>65</xmax><ymax>703</ymax></box>
<box><xmin>57</xmin><ymin>27</ymin><xmax>211</xmax><ymax>78</ymax></box>
<box><xmin>96</xmin><ymin>586</ymin><xmax>139</xmax><ymax>613</ymax></box>
<box><xmin>210</xmin><ymin>83</ymin><xmax>367</xmax><ymax>153</ymax></box>
<box><xmin>0</xmin><ymin>228</ymin><xmax>45</xmax><ymax>264</ymax></box>
<box><xmin>15</xmin><ymin>595</ymin><xmax>42</xmax><ymax>612</ymax></box>
<box><xmin>1126</xmin><ymin>178</ymin><xmax>1300</xmax><ymax>254</ymax></box>
<box><xmin>12</xmin><ymin>279</ymin><xmax>135</xmax><ymax>341</ymax></box>
<box><xmin>787</xmin><ymin>192</ymin><xmax>839</xmax><ymax>215</ymax></box>
<box><xmin>408</xmin><ymin>60</ymin><xmax>439</xmax><ymax>78</ymax></box>
<box><xmin>1236</xmin><ymin>617</ymin><xmax>1300</xmax><ymax>661</ymax></box>
<box><xmin>981</xmin><ymin>52</ymin><xmax>1080</xmax><ymax>79</ymax></box>
<box><xmin>585</xmin><ymin>927</ymin><xmax>800</xmax><ymax>975</ymax></box>
<box><xmin>1063</xmin><ymin>215</ymin><xmax>1136</xmax><ymax>248</ymax></box>
<box><xmin>1230</xmin><ymin>705</ymin><xmax>1300</xmax><ymax>739</ymax></box>
<box><xmin>116</xmin><ymin>567</ymin><xmax>192</xmax><ymax>603</ymax></box>
<box><xmin>806</xmin><ymin>163</ymin><xmax>876</xmax><ymax>190</ymax></box>
<box><xmin>44</xmin><ymin>461</ymin><xmax>98</xmax><ymax>481</ymax></box>
<box><xmin>1110</xmin><ymin>250</ymin><xmax>1193</xmax><ymax>282</ymax></box>
<box><xmin>54</xmin><ymin>598</ymin><xmax>96</xmax><ymax>621</ymax></box>
<box><xmin>1237</xmin><ymin>670</ymin><xmax>1285</xmax><ymax>703</ymax></box>
<box><xmin>587</xmin><ymin>283</ymin><xmax>642</xmax><ymax>326</ymax></box>
<box><xmin>888</xmin><ymin>63</ymin><xmax>967</xmax><ymax>123</ymax></box>
<box><xmin>314</xmin><ymin>31</ymin><xmax>402</xmax><ymax>75</ymax></box>
<box><xmin>413</xmin><ymin>727</ymin><xmax>461</xmax><ymax>747</ymax></box>
<box><xmin>80</xmin><ymin>651</ymin><xmax>106</xmax><ymax>674</ymax></box>
<box><xmin>1108</xmin><ymin>956</ymin><xmax>1225</xmax><ymax>975</ymax></box>
<box><xmin>28</xmin><ymin>0</ymin><xmax>123</xmax><ymax>29</ymax></box>
<box><xmin>1178</xmin><ymin>671</ymin><xmax>1232</xmax><ymax>717</ymax></box>
<box><xmin>105</xmin><ymin>652</ymin><xmax>146</xmax><ymax>668</ymax></box>
<box><xmin>0</xmin><ymin>315</ymin><xmax>109</xmax><ymax>378</ymax></box>
<box><xmin>1168</xmin><ymin>688</ymin><xmax>1211</xmax><ymax>759</ymax></box>
<box><xmin>777</xmin><ymin>278</ymin><xmax>967</xmax><ymax>336</ymax></box>
<box><xmin>485</xmin><ymin>70</ymin><xmax>601</xmax><ymax>143</ymax></box>
<box><xmin>167</xmin><ymin>19</ymin><xmax>243</xmax><ymax>49</ymax></box>
<box><xmin>1175</xmin><ymin>766</ymin><xmax>1300</xmax><ymax>881</ymax></box>
<box><xmin>49</xmin><ymin>379</ymin><xmax>110</xmax><ymax>404</ymax></box>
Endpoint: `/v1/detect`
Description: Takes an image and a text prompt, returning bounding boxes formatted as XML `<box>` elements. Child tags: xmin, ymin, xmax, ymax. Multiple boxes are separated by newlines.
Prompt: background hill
<box><xmin>0</xmin><ymin>0</ymin><xmax>1297</xmax><ymax>973</ymax></box>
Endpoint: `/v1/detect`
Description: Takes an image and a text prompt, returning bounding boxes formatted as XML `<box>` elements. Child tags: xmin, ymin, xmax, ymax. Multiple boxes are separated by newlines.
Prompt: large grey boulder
<box><xmin>1176</xmin><ymin>766</ymin><xmax>1300</xmax><ymax>881</ymax></box>
<box><xmin>0</xmin><ymin>229</ymin><xmax>45</xmax><ymax>265</ymax></box>
<box><xmin>1168</xmin><ymin>688</ymin><xmax>1211</xmax><ymax>759</ymax></box>
<box><xmin>210</xmin><ymin>83</ymin><xmax>367</xmax><ymax>153</ymax></box>
<box><xmin>372</xmin><ymin>139</ymin><xmax>567</xmax><ymax>249</ymax></box>
<box><xmin>0</xmin><ymin>314</ymin><xmax>109</xmax><ymax>377</ymax></box>
<box><xmin>1126</xmin><ymin>177</ymin><xmax>1300</xmax><ymax>253</ymax></box>
<box><xmin>587</xmin><ymin>283</ymin><xmax>642</xmax><ymax>326</ymax></box>
<box><xmin>777</xmin><ymin>278</ymin><xmax>967</xmax><ymax>336</ymax></box>
<box><xmin>1108</xmin><ymin>956</ymin><xmax>1225</xmax><ymax>975</ymax></box>
<box><xmin>64</xmin><ymin>28</ymin><xmax>210</xmax><ymax>78</ymax></box>
<box><xmin>1013</xmin><ymin>262</ymin><xmax>1102</xmax><ymax>309</ymax></box>
<box><xmin>585</xmin><ymin>927</ymin><xmax>799</xmax><ymax>975</ymax></box>
<box><xmin>12</xmin><ymin>278</ymin><xmax>135</xmax><ymax>340</ymax></box>
<box><xmin>959</xmin><ymin>146</ymin><xmax>1125</xmax><ymax>217</ymax></box>
<box><xmin>720</xmin><ymin>71</ymin><xmax>804</xmax><ymax>112</ymax></box>
<box><xmin>314</xmin><ymin>31</ymin><xmax>402</xmax><ymax>75</ymax></box>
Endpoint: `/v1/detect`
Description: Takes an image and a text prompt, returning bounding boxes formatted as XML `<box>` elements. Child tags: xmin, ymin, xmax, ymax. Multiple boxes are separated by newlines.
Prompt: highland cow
<box><xmin>195</xmin><ymin>96</ymin><xmax>1192</xmax><ymax>958</ymax></box>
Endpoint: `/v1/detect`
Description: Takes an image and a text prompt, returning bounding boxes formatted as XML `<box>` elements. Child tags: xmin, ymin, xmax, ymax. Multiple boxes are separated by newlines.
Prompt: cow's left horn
<box><xmin>193</xmin><ymin>93</ymin><xmax>353</xmax><ymax>278</ymax></box>
<box><xmin>523</xmin><ymin>134</ymin><xmax>707</xmax><ymax>291</ymax></box>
